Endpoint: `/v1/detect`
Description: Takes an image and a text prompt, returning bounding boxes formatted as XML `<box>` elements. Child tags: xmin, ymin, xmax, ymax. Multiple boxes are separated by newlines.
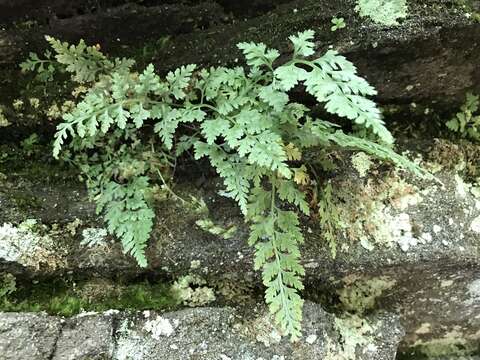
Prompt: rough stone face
<box><xmin>52</xmin><ymin>312</ymin><xmax>116</xmax><ymax>360</ymax></box>
<box><xmin>0</xmin><ymin>302</ymin><xmax>404</xmax><ymax>360</ymax></box>
<box><xmin>0</xmin><ymin>312</ymin><xmax>62</xmax><ymax>359</ymax></box>
<box><xmin>1</xmin><ymin>0</ymin><xmax>479</xmax><ymax>122</ymax></box>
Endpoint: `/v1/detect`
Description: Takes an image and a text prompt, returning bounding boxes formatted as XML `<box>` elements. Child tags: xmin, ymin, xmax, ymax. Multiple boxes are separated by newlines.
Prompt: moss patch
<box><xmin>0</xmin><ymin>275</ymin><xmax>179</xmax><ymax>317</ymax></box>
<box><xmin>399</xmin><ymin>328</ymin><xmax>480</xmax><ymax>358</ymax></box>
<box><xmin>427</xmin><ymin>138</ymin><xmax>480</xmax><ymax>182</ymax></box>
<box><xmin>337</xmin><ymin>275</ymin><xmax>396</xmax><ymax>313</ymax></box>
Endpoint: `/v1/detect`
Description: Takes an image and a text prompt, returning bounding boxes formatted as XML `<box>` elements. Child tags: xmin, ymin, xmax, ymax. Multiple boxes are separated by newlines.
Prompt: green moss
<box><xmin>0</xmin><ymin>142</ymin><xmax>79</xmax><ymax>185</ymax></box>
<box><xmin>0</xmin><ymin>277</ymin><xmax>180</xmax><ymax>316</ymax></box>
<box><xmin>427</xmin><ymin>139</ymin><xmax>480</xmax><ymax>182</ymax></box>
<box><xmin>399</xmin><ymin>329</ymin><xmax>480</xmax><ymax>359</ymax></box>
<box><xmin>452</xmin><ymin>0</ymin><xmax>480</xmax><ymax>22</ymax></box>
<box><xmin>0</xmin><ymin>273</ymin><xmax>16</xmax><ymax>298</ymax></box>
<box><xmin>10</xmin><ymin>192</ymin><xmax>42</xmax><ymax>211</ymax></box>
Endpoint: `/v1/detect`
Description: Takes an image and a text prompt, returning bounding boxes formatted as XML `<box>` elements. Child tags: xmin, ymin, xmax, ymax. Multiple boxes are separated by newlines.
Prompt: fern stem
<box><xmin>155</xmin><ymin>169</ymin><xmax>186</xmax><ymax>204</ymax></box>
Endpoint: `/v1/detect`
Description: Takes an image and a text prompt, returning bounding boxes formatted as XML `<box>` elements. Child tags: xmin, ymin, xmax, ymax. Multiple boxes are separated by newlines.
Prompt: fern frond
<box><xmin>100</xmin><ymin>178</ymin><xmax>154</xmax><ymax>267</ymax></box>
<box><xmin>248</xmin><ymin>182</ymin><xmax>305</xmax><ymax>341</ymax></box>
<box><xmin>329</xmin><ymin>130</ymin><xmax>432</xmax><ymax>179</ymax></box>
<box><xmin>194</xmin><ymin>142</ymin><xmax>252</xmax><ymax>215</ymax></box>
<box><xmin>45</xmin><ymin>36</ymin><xmax>135</xmax><ymax>83</ymax></box>
<box><xmin>166</xmin><ymin>64</ymin><xmax>196</xmax><ymax>100</ymax></box>
<box><xmin>27</xmin><ymin>30</ymin><xmax>434</xmax><ymax>342</ymax></box>
<box><xmin>237</xmin><ymin>42</ymin><xmax>279</xmax><ymax>69</ymax></box>
<box><xmin>289</xmin><ymin>30</ymin><xmax>316</xmax><ymax>58</ymax></box>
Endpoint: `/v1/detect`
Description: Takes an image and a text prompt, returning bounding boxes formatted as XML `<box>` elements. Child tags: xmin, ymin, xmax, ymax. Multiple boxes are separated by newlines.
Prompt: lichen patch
<box><xmin>351</xmin><ymin>152</ymin><xmax>374</xmax><ymax>178</ymax></box>
<box><xmin>0</xmin><ymin>221</ymin><xmax>65</xmax><ymax>270</ymax></box>
<box><xmin>144</xmin><ymin>316</ymin><xmax>176</xmax><ymax>339</ymax></box>
<box><xmin>470</xmin><ymin>215</ymin><xmax>480</xmax><ymax>233</ymax></box>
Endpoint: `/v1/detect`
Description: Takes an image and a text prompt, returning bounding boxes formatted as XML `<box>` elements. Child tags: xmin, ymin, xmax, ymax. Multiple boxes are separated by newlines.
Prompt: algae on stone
<box><xmin>324</xmin><ymin>314</ymin><xmax>378</xmax><ymax>360</ymax></box>
<box><xmin>411</xmin><ymin>328</ymin><xmax>480</xmax><ymax>358</ymax></box>
<box><xmin>171</xmin><ymin>275</ymin><xmax>216</xmax><ymax>307</ymax></box>
<box><xmin>337</xmin><ymin>275</ymin><xmax>396</xmax><ymax>313</ymax></box>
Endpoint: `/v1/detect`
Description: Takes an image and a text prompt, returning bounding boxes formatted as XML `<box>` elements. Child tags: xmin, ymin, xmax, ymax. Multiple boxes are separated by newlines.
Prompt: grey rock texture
<box><xmin>0</xmin><ymin>302</ymin><xmax>404</xmax><ymax>360</ymax></box>
<box><xmin>52</xmin><ymin>313</ymin><xmax>116</xmax><ymax>360</ymax></box>
<box><xmin>0</xmin><ymin>312</ymin><xmax>62</xmax><ymax>359</ymax></box>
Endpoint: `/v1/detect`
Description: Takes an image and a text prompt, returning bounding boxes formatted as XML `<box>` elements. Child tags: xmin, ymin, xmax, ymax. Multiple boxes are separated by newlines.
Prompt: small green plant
<box><xmin>22</xmin><ymin>31</ymin><xmax>430</xmax><ymax>340</ymax></box>
<box><xmin>0</xmin><ymin>273</ymin><xmax>16</xmax><ymax>300</ymax></box>
<box><xmin>446</xmin><ymin>92</ymin><xmax>480</xmax><ymax>142</ymax></box>
<box><xmin>20</xmin><ymin>50</ymin><xmax>58</xmax><ymax>82</ymax></box>
<box><xmin>20</xmin><ymin>133</ymin><xmax>40</xmax><ymax>156</ymax></box>
<box><xmin>331</xmin><ymin>17</ymin><xmax>346</xmax><ymax>31</ymax></box>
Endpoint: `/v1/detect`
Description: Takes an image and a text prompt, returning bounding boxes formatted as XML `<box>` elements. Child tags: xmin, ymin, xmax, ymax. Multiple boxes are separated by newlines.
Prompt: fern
<box><xmin>23</xmin><ymin>30</ymin><xmax>431</xmax><ymax>340</ymax></box>
<box><xmin>248</xmin><ymin>181</ymin><xmax>306</xmax><ymax>340</ymax></box>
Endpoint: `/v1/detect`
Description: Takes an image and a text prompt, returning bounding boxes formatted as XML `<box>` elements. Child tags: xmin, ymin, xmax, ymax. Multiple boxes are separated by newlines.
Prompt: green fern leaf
<box><xmin>101</xmin><ymin>178</ymin><xmax>154</xmax><ymax>267</ymax></box>
<box><xmin>166</xmin><ymin>64</ymin><xmax>196</xmax><ymax>100</ymax></box>
<box><xmin>259</xmin><ymin>85</ymin><xmax>289</xmax><ymax>112</ymax></box>
<box><xmin>289</xmin><ymin>30</ymin><xmax>316</xmax><ymax>57</ymax></box>
<box><xmin>237</xmin><ymin>42</ymin><xmax>280</xmax><ymax>69</ymax></box>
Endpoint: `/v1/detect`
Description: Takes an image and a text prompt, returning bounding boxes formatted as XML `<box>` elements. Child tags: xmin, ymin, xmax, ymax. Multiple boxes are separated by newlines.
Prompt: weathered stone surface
<box><xmin>153</xmin><ymin>0</ymin><xmax>480</xmax><ymax>107</ymax></box>
<box><xmin>0</xmin><ymin>0</ymin><xmax>479</xmax><ymax>117</ymax></box>
<box><xmin>52</xmin><ymin>312</ymin><xmax>116</xmax><ymax>360</ymax></box>
<box><xmin>0</xmin><ymin>302</ymin><xmax>404</xmax><ymax>360</ymax></box>
<box><xmin>0</xmin><ymin>312</ymin><xmax>62</xmax><ymax>359</ymax></box>
<box><xmin>0</xmin><ymin>0</ymin><xmax>287</xmax><ymax>24</ymax></box>
<box><xmin>0</xmin><ymin>1</ymin><xmax>226</xmax><ymax>68</ymax></box>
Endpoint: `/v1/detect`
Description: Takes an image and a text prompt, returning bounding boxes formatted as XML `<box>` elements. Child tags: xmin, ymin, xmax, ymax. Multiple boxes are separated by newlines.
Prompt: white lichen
<box><xmin>144</xmin><ymin>316</ymin><xmax>175</xmax><ymax>339</ymax></box>
<box><xmin>324</xmin><ymin>315</ymin><xmax>376</xmax><ymax>360</ymax></box>
<box><xmin>0</xmin><ymin>222</ymin><xmax>63</xmax><ymax>270</ymax></box>
<box><xmin>29</xmin><ymin>98</ymin><xmax>40</xmax><ymax>109</ymax></box>
<box><xmin>190</xmin><ymin>259</ymin><xmax>201</xmax><ymax>269</ymax></box>
<box><xmin>390</xmin><ymin>213</ymin><xmax>417</xmax><ymax>252</ymax></box>
<box><xmin>0</xmin><ymin>223</ymin><xmax>41</xmax><ymax>262</ymax></box>
<box><xmin>356</xmin><ymin>0</ymin><xmax>408</xmax><ymax>26</ymax></box>
<box><xmin>413</xmin><ymin>328</ymin><xmax>480</xmax><ymax>357</ymax></box>
<box><xmin>455</xmin><ymin>174</ymin><xmax>471</xmax><ymax>199</ymax></box>
<box><xmin>351</xmin><ymin>152</ymin><xmax>373</xmax><ymax>178</ymax></box>
<box><xmin>80</xmin><ymin>227</ymin><xmax>109</xmax><ymax>248</ymax></box>
<box><xmin>0</xmin><ymin>108</ymin><xmax>10</xmax><ymax>127</ymax></box>
<box><xmin>12</xmin><ymin>99</ymin><xmax>24</xmax><ymax>111</ymax></box>
<box><xmin>305</xmin><ymin>334</ymin><xmax>318</xmax><ymax>344</ymax></box>
<box><xmin>415</xmin><ymin>323</ymin><xmax>432</xmax><ymax>335</ymax></box>
<box><xmin>239</xmin><ymin>313</ymin><xmax>283</xmax><ymax>348</ymax></box>
<box><xmin>465</xmin><ymin>279</ymin><xmax>480</xmax><ymax>306</ymax></box>
<box><xmin>470</xmin><ymin>216</ymin><xmax>480</xmax><ymax>233</ymax></box>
